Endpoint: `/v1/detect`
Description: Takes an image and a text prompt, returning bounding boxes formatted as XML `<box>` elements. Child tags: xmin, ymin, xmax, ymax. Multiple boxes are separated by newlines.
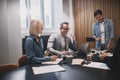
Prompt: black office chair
<box><xmin>41</xmin><ymin>35</ymin><xmax>50</xmax><ymax>51</ymax></box>
<box><xmin>22</xmin><ymin>35</ymin><xmax>50</xmax><ymax>55</ymax></box>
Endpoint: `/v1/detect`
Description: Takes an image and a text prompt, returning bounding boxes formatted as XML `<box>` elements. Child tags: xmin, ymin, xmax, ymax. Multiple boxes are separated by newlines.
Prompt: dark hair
<box><xmin>60</xmin><ymin>22</ymin><xmax>69</xmax><ymax>29</ymax></box>
<box><xmin>94</xmin><ymin>9</ymin><xmax>102</xmax><ymax>17</ymax></box>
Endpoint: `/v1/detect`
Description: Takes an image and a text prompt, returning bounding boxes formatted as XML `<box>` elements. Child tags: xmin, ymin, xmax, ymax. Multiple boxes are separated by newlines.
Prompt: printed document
<box><xmin>42</xmin><ymin>58</ymin><xmax>62</xmax><ymax>64</ymax></box>
<box><xmin>82</xmin><ymin>62</ymin><xmax>110</xmax><ymax>70</ymax></box>
<box><xmin>72</xmin><ymin>58</ymin><xmax>84</xmax><ymax>65</ymax></box>
<box><xmin>32</xmin><ymin>65</ymin><xmax>66</xmax><ymax>75</ymax></box>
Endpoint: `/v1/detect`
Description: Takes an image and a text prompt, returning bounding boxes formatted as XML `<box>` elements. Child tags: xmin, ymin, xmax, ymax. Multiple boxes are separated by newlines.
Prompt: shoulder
<box><xmin>49</xmin><ymin>33</ymin><xmax>59</xmax><ymax>38</ymax></box>
<box><xmin>25</xmin><ymin>36</ymin><xmax>34</xmax><ymax>43</ymax></box>
<box><xmin>104</xmin><ymin>18</ymin><xmax>112</xmax><ymax>23</ymax></box>
<box><xmin>24</xmin><ymin>36</ymin><xmax>35</xmax><ymax>47</ymax></box>
<box><xmin>92</xmin><ymin>22</ymin><xmax>98</xmax><ymax>30</ymax></box>
<box><xmin>92</xmin><ymin>22</ymin><xmax>98</xmax><ymax>27</ymax></box>
<box><xmin>92</xmin><ymin>22</ymin><xmax>95</xmax><ymax>25</ymax></box>
<box><xmin>66</xmin><ymin>35</ymin><xmax>71</xmax><ymax>40</ymax></box>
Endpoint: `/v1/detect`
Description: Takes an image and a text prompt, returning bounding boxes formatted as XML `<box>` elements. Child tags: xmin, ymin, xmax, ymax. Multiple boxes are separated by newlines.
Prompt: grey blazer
<box><xmin>47</xmin><ymin>33</ymin><xmax>77</xmax><ymax>55</ymax></box>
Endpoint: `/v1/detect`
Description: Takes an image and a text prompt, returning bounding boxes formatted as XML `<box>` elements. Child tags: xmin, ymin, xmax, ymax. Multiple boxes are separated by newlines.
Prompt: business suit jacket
<box><xmin>25</xmin><ymin>35</ymin><xmax>51</xmax><ymax>64</ymax></box>
<box><xmin>47</xmin><ymin>33</ymin><xmax>77</xmax><ymax>56</ymax></box>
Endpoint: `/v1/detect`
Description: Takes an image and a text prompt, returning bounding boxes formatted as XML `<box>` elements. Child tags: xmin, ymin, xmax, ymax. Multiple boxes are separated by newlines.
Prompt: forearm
<box><xmin>72</xmin><ymin>40</ymin><xmax>77</xmax><ymax>51</ymax></box>
<box><xmin>32</xmin><ymin>56</ymin><xmax>51</xmax><ymax>63</ymax></box>
<box><xmin>108</xmin><ymin>38</ymin><xmax>113</xmax><ymax>44</ymax></box>
<box><xmin>48</xmin><ymin>48</ymin><xmax>61</xmax><ymax>55</ymax></box>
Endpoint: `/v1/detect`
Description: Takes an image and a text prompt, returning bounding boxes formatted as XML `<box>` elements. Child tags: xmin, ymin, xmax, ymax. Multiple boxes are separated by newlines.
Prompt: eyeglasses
<box><xmin>63</xmin><ymin>28</ymin><xmax>69</xmax><ymax>30</ymax></box>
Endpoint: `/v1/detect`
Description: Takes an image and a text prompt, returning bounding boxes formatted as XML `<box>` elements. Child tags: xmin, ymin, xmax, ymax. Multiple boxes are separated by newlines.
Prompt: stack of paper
<box><xmin>82</xmin><ymin>62</ymin><xmax>110</xmax><ymax>70</ymax></box>
<box><xmin>61</xmin><ymin>54</ymin><xmax>73</xmax><ymax>58</ymax></box>
<box><xmin>71</xmin><ymin>59</ymin><xmax>84</xmax><ymax>65</ymax></box>
<box><xmin>32</xmin><ymin>65</ymin><xmax>66</xmax><ymax>75</ymax></box>
<box><xmin>42</xmin><ymin>58</ymin><xmax>62</xmax><ymax>64</ymax></box>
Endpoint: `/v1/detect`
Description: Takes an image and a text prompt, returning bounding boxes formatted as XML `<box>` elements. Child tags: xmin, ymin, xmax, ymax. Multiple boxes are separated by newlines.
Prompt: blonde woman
<box><xmin>25</xmin><ymin>20</ymin><xmax>57</xmax><ymax>64</ymax></box>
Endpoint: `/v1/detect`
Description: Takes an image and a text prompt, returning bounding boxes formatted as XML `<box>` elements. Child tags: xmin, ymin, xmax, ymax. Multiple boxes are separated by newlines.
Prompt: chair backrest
<box><xmin>0</xmin><ymin>64</ymin><xmax>18</xmax><ymax>73</ymax></box>
<box><xmin>41</xmin><ymin>35</ymin><xmax>50</xmax><ymax>51</ymax></box>
<box><xmin>18</xmin><ymin>55</ymin><xmax>27</xmax><ymax>67</ymax></box>
<box><xmin>22</xmin><ymin>35</ymin><xmax>50</xmax><ymax>55</ymax></box>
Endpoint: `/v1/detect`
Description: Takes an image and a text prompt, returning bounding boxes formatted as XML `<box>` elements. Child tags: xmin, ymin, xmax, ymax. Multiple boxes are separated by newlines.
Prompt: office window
<box><xmin>20</xmin><ymin>0</ymin><xmax>28</xmax><ymax>29</ymax></box>
<box><xmin>43</xmin><ymin>0</ymin><xmax>53</xmax><ymax>29</ymax></box>
<box><xmin>20</xmin><ymin>0</ymin><xmax>53</xmax><ymax>34</ymax></box>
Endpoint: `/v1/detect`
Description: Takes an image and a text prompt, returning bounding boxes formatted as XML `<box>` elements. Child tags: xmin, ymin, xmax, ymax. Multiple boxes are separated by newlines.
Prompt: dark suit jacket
<box><xmin>104</xmin><ymin>35</ymin><xmax>120</xmax><ymax>73</ymax></box>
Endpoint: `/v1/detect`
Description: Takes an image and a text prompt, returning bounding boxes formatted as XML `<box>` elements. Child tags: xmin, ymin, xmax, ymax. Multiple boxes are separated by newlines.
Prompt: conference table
<box><xmin>1</xmin><ymin>55</ymin><xmax>120</xmax><ymax>80</ymax></box>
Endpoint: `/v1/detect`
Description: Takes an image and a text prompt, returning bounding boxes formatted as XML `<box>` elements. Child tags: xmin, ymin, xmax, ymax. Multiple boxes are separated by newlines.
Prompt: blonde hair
<box><xmin>29</xmin><ymin>20</ymin><xmax>42</xmax><ymax>36</ymax></box>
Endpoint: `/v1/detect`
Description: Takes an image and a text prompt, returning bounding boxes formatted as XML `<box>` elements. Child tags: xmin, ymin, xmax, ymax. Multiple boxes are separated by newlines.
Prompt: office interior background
<box><xmin>0</xmin><ymin>0</ymin><xmax>120</xmax><ymax>65</ymax></box>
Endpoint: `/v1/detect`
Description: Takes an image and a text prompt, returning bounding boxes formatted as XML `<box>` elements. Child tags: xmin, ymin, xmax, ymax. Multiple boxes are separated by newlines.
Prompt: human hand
<box><xmin>107</xmin><ymin>43</ymin><xmax>111</xmax><ymax>51</ymax></box>
<box><xmin>51</xmin><ymin>55</ymin><xmax>57</xmax><ymax>61</ymax></box>
<box><xmin>69</xmin><ymin>33</ymin><xmax>76</xmax><ymax>41</ymax></box>
<box><xmin>61</xmin><ymin>51</ymin><xmax>68</xmax><ymax>55</ymax></box>
<box><xmin>95</xmin><ymin>37</ymin><xmax>101</xmax><ymax>41</ymax></box>
<box><xmin>44</xmin><ymin>50</ymin><xmax>49</xmax><ymax>56</ymax></box>
<box><xmin>99</xmin><ymin>53</ymin><xmax>108</xmax><ymax>61</ymax></box>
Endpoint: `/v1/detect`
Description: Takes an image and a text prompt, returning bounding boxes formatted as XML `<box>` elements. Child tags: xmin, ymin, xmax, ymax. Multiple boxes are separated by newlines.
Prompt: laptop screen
<box><xmin>79</xmin><ymin>43</ymin><xmax>89</xmax><ymax>52</ymax></box>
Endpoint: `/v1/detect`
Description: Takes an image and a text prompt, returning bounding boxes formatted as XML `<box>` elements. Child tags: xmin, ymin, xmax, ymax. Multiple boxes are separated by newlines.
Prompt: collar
<box><xmin>30</xmin><ymin>34</ymin><xmax>41</xmax><ymax>39</ymax></box>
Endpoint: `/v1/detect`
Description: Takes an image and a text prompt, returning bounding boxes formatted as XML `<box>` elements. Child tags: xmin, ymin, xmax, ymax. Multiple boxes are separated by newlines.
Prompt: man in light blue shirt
<box><xmin>92</xmin><ymin>9</ymin><xmax>114</xmax><ymax>50</ymax></box>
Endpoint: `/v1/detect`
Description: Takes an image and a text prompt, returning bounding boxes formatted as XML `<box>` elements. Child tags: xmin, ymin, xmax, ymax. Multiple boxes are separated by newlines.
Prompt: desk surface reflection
<box><xmin>1</xmin><ymin>58</ymin><xmax>120</xmax><ymax>80</ymax></box>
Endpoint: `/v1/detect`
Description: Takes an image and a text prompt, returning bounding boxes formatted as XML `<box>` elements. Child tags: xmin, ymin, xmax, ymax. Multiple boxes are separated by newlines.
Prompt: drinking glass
<box><xmin>86</xmin><ymin>53</ymin><xmax>92</xmax><ymax>63</ymax></box>
<box><xmin>90</xmin><ymin>48</ymin><xmax>95</xmax><ymax>54</ymax></box>
<box><xmin>62</xmin><ymin>55</ymin><xmax>67</xmax><ymax>64</ymax></box>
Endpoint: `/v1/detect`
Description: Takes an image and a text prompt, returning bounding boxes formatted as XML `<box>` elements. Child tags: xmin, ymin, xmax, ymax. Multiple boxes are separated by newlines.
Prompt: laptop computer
<box><xmin>78</xmin><ymin>43</ymin><xmax>89</xmax><ymax>54</ymax></box>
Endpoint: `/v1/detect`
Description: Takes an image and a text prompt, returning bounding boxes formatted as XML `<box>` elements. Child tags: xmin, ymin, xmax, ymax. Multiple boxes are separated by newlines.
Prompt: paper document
<box><xmin>106</xmin><ymin>53</ymin><xmax>113</xmax><ymax>57</ymax></box>
<box><xmin>72</xmin><ymin>59</ymin><xmax>84</xmax><ymax>65</ymax></box>
<box><xmin>42</xmin><ymin>58</ymin><xmax>62</xmax><ymax>64</ymax></box>
<box><xmin>66</xmin><ymin>55</ymin><xmax>73</xmax><ymax>58</ymax></box>
<box><xmin>83</xmin><ymin>62</ymin><xmax>110</xmax><ymax>70</ymax></box>
<box><xmin>32</xmin><ymin>65</ymin><xmax>66</xmax><ymax>75</ymax></box>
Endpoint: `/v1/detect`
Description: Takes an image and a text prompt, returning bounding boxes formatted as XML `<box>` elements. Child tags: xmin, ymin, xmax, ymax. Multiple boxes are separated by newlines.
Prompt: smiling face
<box><xmin>95</xmin><ymin>14</ymin><xmax>104</xmax><ymax>23</ymax></box>
<box><xmin>60</xmin><ymin>23</ymin><xmax>69</xmax><ymax>36</ymax></box>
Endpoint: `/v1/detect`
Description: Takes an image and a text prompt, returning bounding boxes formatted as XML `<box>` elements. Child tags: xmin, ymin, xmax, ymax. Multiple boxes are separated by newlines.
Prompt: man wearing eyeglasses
<box><xmin>47</xmin><ymin>22</ymin><xmax>77</xmax><ymax>57</ymax></box>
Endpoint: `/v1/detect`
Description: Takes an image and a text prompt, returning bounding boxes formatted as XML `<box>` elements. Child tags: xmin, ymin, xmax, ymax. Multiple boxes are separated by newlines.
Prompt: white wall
<box><xmin>42</xmin><ymin>0</ymin><xmax>63</xmax><ymax>35</ymax></box>
<box><xmin>23</xmin><ymin>0</ymin><xmax>74</xmax><ymax>36</ymax></box>
<box><xmin>63</xmin><ymin>0</ymin><xmax>74</xmax><ymax>34</ymax></box>
<box><xmin>0</xmin><ymin>0</ymin><xmax>74</xmax><ymax>64</ymax></box>
<box><xmin>43</xmin><ymin>0</ymin><xmax>74</xmax><ymax>35</ymax></box>
<box><xmin>0</xmin><ymin>0</ymin><xmax>22</xmax><ymax>64</ymax></box>
<box><xmin>0</xmin><ymin>0</ymin><xmax>9</xmax><ymax>64</ymax></box>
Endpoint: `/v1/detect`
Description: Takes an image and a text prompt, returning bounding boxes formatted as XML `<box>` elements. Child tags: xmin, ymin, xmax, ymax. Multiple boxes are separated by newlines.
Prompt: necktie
<box><xmin>64</xmin><ymin>37</ymin><xmax>67</xmax><ymax>51</ymax></box>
